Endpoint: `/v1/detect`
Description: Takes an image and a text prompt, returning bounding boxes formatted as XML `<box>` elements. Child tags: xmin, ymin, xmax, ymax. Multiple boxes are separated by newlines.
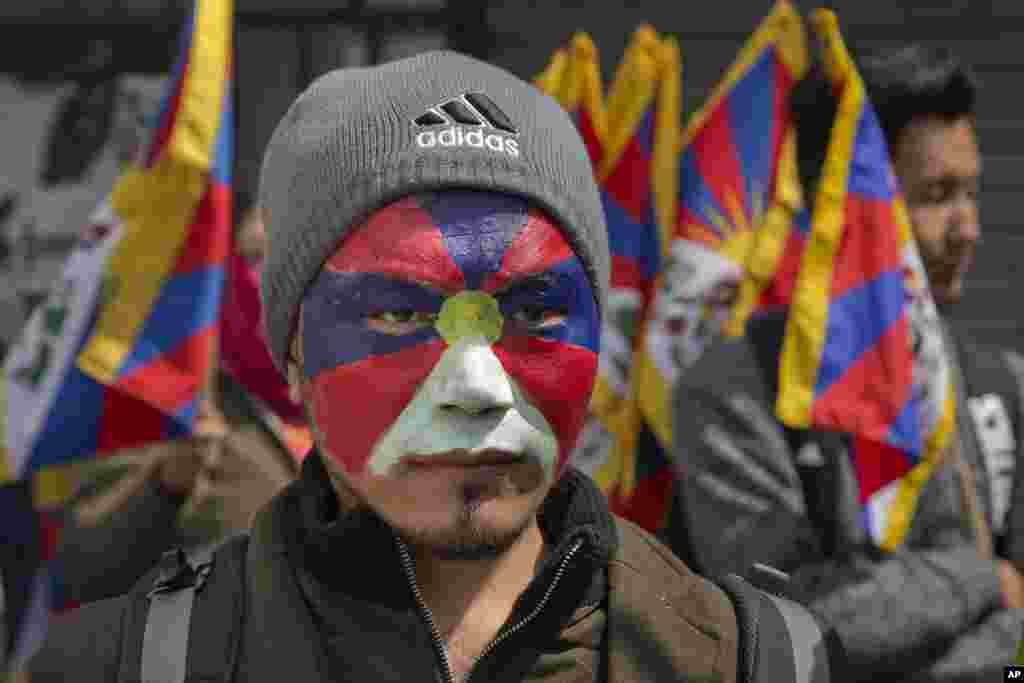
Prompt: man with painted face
<box><xmin>28</xmin><ymin>51</ymin><xmax>844</xmax><ymax>683</ymax></box>
<box><xmin>665</xmin><ymin>45</ymin><xmax>1024</xmax><ymax>682</ymax></box>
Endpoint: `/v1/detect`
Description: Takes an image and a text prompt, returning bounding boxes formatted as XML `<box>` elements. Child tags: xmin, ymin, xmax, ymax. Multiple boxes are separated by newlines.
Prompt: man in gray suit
<box><xmin>665</xmin><ymin>44</ymin><xmax>1024</xmax><ymax>682</ymax></box>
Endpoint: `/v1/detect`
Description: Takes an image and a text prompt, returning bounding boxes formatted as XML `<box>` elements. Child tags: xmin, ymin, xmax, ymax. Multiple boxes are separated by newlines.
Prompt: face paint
<box><xmin>300</xmin><ymin>191</ymin><xmax>600</xmax><ymax>479</ymax></box>
<box><xmin>647</xmin><ymin>239</ymin><xmax>740</xmax><ymax>384</ymax></box>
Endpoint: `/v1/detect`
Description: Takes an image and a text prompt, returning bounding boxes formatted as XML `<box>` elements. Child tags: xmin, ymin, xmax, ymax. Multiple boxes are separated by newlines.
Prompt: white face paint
<box><xmin>368</xmin><ymin>333</ymin><xmax>559</xmax><ymax>480</ymax></box>
<box><xmin>902</xmin><ymin>246</ymin><xmax>949</xmax><ymax>434</ymax></box>
<box><xmin>647</xmin><ymin>239</ymin><xmax>741</xmax><ymax>383</ymax></box>
<box><xmin>569</xmin><ymin>416</ymin><xmax>615</xmax><ymax>478</ymax></box>
<box><xmin>598</xmin><ymin>288</ymin><xmax>643</xmax><ymax>399</ymax></box>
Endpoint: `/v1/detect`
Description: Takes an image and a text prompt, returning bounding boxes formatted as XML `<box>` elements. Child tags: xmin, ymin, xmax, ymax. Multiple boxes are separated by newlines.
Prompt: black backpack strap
<box><xmin>120</xmin><ymin>534</ymin><xmax>249</xmax><ymax>683</ymax></box>
<box><xmin>717</xmin><ymin>573</ymin><xmax>847</xmax><ymax>683</ymax></box>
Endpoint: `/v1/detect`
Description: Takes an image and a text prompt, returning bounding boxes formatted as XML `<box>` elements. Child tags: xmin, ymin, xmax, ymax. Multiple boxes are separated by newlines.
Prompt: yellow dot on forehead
<box><xmin>435</xmin><ymin>291</ymin><xmax>504</xmax><ymax>345</ymax></box>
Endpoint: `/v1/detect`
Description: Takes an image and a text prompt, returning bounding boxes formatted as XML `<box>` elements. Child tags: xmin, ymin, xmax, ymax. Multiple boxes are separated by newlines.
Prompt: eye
<box><xmin>366</xmin><ymin>310</ymin><xmax>436</xmax><ymax>335</ymax></box>
<box><xmin>508</xmin><ymin>305</ymin><xmax>566</xmax><ymax>330</ymax></box>
<box><xmin>706</xmin><ymin>281</ymin><xmax>739</xmax><ymax>309</ymax></box>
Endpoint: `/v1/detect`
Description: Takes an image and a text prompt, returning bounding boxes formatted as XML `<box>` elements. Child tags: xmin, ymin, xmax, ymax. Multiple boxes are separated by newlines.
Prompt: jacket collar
<box><xmin>239</xmin><ymin>451</ymin><xmax>617</xmax><ymax>682</ymax></box>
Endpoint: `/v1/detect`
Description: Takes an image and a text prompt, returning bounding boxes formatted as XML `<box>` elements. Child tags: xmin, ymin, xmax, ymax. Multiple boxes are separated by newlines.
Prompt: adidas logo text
<box><xmin>413</xmin><ymin>92</ymin><xmax>520</xmax><ymax>159</ymax></box>
<box><xmin>415</xmin><ymin>127</ymin><xmax>519</xmax><ymax>158</ymax></box>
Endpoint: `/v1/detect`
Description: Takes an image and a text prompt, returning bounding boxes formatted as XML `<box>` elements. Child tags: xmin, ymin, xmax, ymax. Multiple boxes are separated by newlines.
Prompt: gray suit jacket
<box><xmin>665</xmin><ymin>320</ymin><xmax>1024</xmax><ymax>683</ymax></box>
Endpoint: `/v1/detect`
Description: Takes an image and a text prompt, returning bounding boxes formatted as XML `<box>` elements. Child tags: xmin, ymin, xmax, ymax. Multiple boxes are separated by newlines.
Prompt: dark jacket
<box><xmin>664</xmin><ymin>317</ymin><xmax>1024</xmax><ymax>683</ymax></box>
<box><xmin>31</xmin><ymin>453</ymin><xmax>741</xmax><ymax>683</ymax></box>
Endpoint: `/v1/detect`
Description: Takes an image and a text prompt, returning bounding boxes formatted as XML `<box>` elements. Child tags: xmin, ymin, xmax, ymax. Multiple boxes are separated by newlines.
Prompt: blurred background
<box><xmin>0</xmin><ymin>0</ymin><xmax>1020</xmax><ymax>356</ymax></box>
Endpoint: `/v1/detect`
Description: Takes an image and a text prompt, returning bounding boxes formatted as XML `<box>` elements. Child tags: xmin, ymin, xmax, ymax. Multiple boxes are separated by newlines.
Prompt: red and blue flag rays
<box><xmin>807</xmin><ymin>106</ymin><xmax>916</xmax><ymax>454</ymax></box>
<box><xmin>592</xmin><ymin>28</ymin><xmax>673</xmax><ymax>530</ymax></box>
<box><xmin>670</xmin><ymin>1</ymin><xmax>807</xmax><ymax>337</ymax></box>
<box><xmin>104</xmin><ymin>73</ymin><xmax>234</xmax><ymax>427</ymax></box>
<box><xmin>300</xmin><ymin>192</ymin><xmax>599</xmax><ymax>473</ymax></box>
<box><xmin>777</xmin><ymin>9</ymin><xmax>948</xmax><ymax>550</ymax></box>
<box><xmin>598</xmin><ymin>25</ymin><xmax>664</xmax><ymax>308</ymax></box>
<box><xmin>602</xmin><ymin>102</ymin><xmax>661</xmax><ymax>305</ymax></box>
<box><xmin>777</xmin><ymin>18</ymin><xmax>917</xmax><ymax>457</ymax></box>
<box><xmin>35</xmin><ymin>81</ymin><xmax>234</xmax><ymax>461</ymax></box>
<box><xmin>677</xmin><ymin>37</ymin><xmax>793</xmax><ymax>257</ymax></box>
<box><xmin>75</xmin><ymin>0</ymin><xmax>233</xmax><ymax>435</ymax></box>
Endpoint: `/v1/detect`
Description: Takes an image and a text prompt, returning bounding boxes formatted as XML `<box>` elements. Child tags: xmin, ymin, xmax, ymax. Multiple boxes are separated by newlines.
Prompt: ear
<box><xmin>287</xmin><ymin>362</ymin><xmax>303</xmax><ymax>404</ymax></box>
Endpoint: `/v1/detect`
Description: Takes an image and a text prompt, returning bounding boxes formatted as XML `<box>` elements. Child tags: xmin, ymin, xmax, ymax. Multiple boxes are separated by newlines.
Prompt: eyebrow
<box><xmin>492</xmin><ymin>272</ymin><xmax>562</xmax><ymax>295</ymax></box>
<box><xmin>322</xmin><ymin>269</ymin><xmax>570</xmax><ymax>300</ymax></box>
<box><xmin>918</xmin><ymin>172</ymin><xmax>981</xmax><ymax>187</ymax></box>
<box><xmin>326</xmin><ymin>263</ymin><xmax>462</xmax><ymax>293</ymax></box>
<box><xmin>339</xmin><ymin>271</ymin><xmax>452</xmax><ymax>295</ymax></box>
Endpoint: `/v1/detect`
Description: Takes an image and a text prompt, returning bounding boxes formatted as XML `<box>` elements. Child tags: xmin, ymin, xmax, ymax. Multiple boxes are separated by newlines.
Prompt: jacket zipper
<box><xmin>396</xmin><ymin>537</ymin><xmax>457</xmax><ymax>683</ymax></box>
<box><xmin>464</xmin><ymin>538</ymin><xmax>583</xmax><ymax>683</ymax></box>
<box><xmin>396</xmin><ymin>536</ymin><xmax>584</xmax><ymax>683</ymax></box>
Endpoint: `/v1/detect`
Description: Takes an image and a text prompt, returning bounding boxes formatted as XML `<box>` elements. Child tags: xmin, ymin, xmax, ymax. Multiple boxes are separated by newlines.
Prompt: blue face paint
<box><xmin>298</xmin><ymin>190</ymin><xmax>601</xmax><ymax>476</ymax></box>
<box><xmin>420</xmin><ymin>192</ymin><xmax>531</xmax><ymax>290</ymax></box>
<box><xmin>497</xmin><ymin>261</ymin><xmax>600</xmax><ymax>353</ymax></box>
<box><xmin>302</xmin><ymin>272</ymin><xmax>443</xmax><ymax>378</ymax></box>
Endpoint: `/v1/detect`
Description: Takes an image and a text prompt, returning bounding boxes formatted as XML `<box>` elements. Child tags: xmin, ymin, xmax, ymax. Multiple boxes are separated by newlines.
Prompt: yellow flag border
<box><xmin>561</xmin><ymin>33</ymin><xmax>609</xmax><ymax>152</ymax></box>
<box><xmin>775</xmin><ymin>8</ymin><xmax>860</xmax><ymax>428</ymax></box>
<box><xmin>75</xmin><ymin>0</ymin><xmax>232</xmax><ymax>386</ymax></box>
<box><xmin>879</xmin><ymin>382</ymin><xmax>957</xmax><ymax>550</ymax></box>
<box><xmin>533</xmin><ymin>47</ymin><xmax>569</xmax><ymax>98</ymax></box>
<box><xmin>651</xmin><ymin>37</ymin><xmax>682</xmax><ymax>253</ymax></box>
<box><xmin>680</xmin><ymin>0</ymin><xmax>807</xmax><ymax>150</ymax></box>
<box><xmin>600</xmin><ymin>26</ymin><xmax>661</xmax><ymax>179</ymax></box>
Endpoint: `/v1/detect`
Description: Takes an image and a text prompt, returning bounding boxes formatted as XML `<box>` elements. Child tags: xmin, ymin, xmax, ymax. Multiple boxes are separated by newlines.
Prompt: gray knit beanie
<box><xmin>258</xmin><ymin>50</ymin><xmax>608</xmax><ymax>372</ymax></box>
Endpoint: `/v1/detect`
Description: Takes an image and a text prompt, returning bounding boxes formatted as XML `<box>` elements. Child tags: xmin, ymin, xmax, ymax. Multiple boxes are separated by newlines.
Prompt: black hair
<box><xmin>857</xmin><ymin>44</ymin><xmax>977</xmax><ymax>151</ymax></box>
<box><xmin>789</xmin><ymin>63</ymin><xmax>838</xmax><ymax>199</ymax></box>
<box><xmin>786</xmin><ymin>45</ymin><xmax>977</xmax><ymax>199</ymax></box>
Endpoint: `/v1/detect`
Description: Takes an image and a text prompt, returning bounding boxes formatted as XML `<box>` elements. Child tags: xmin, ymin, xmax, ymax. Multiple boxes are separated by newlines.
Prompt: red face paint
<box><xmin>299</xmin><ymin>192</ymin><xmax>599</xmax><ymax>476</ymax></box>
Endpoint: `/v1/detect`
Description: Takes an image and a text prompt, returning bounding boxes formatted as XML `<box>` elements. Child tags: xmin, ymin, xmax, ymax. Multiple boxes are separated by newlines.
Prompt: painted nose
<box><xmin>434</xmin><ymin>336</ymin><xmax>515</xmax><ymax>416</ymax></box>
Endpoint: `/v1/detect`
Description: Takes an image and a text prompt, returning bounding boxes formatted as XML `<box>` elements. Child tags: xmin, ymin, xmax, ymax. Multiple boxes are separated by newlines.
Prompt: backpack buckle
<box><xmin>147</xmin><ymin>547</ymin><xmax>214</xmax><ymax>599</ymax></box>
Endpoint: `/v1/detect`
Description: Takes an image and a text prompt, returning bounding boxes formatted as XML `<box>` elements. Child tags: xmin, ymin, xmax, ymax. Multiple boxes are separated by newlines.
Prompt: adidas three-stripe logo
<box><xmin>413</xmin><ymin>92</ymin><xmax>520</xmax><ymax>158</ymax></box>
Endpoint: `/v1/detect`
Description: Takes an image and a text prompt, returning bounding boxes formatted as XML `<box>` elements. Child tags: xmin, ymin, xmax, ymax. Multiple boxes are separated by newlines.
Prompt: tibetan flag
<box><xmin>557</xmin><ymin>33</ymin><xmax>608</xmax><ymax>170</ymax></box>
<box><xmin>535</xmin><ymin>33</ymin><xmax>626</xmax><ymax>499</ymax></box>
<box><xmin>1</xmin><ymin>0</ymin><xmax>232</xmax><ymax>669</ymax></box>
<box><xmin>631</xmin><ymin>0</ymin><xmax>807</xmax><ymax>463</ymax></box>
<box><xmin>601</xmin><ymin>25</ymin><xmax>670</xmax><ymax>307</ymax></box>
<box><xmin>75</xmin><ymin>0</ymin><xmax>233</xmax><ymax>439</ymax></box>
<box><xmin>580</xmin><ymin>29</ymin><xmax>680</xmax><ymax>531</ymax></box>
<box><xmin>533</xmin><ymin>47</ymin><xmax>569</xmax><ymax>99</ymax></box>
<box><xmin>1</xmin><ymin>0</ymin><xmax>232</xmax><ymax>481</ymax></box>
<box><xmin>777</xmin><ymin>9</ymin><xmax>956</xmax><ymax>550</ymax></box>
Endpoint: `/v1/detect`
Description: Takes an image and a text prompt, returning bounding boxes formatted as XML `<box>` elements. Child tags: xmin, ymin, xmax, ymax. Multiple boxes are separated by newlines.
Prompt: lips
<box><xmin>401</xmin><ymin>450</ymin><xmax>529</xmax><ymax>468</ymax></box>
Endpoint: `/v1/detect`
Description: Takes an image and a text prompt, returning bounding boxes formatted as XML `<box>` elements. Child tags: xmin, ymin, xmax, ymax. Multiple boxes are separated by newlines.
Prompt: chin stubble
<box><xmin>414</xmin><ymin>481</ymin><xmax>533</xmax><ymax>561</ymax></box>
